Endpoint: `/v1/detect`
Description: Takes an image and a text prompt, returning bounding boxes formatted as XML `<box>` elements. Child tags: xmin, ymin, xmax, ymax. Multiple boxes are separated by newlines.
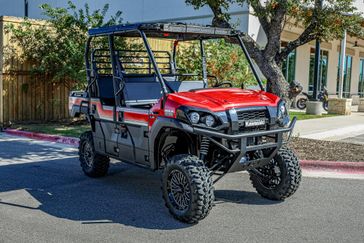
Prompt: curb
<box><xmin>300</xmin><ymin>160</ymin><xmax>364</xmax><ymax>174</ymax></box>
<box><xmin>4</xmin><ymin>129</ymin><xmax>80</xmax><ymax>147</ymax></box>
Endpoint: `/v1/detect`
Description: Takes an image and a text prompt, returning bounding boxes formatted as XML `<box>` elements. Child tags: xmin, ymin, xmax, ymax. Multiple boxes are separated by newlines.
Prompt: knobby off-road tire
<box><xmin>249</xmin><ymin>147</ymin><xmax>301</xmax><ymax>200</ymax></box>
<box><xmin>161</xmin><ymin>154</ymin><xmax>214</xmax><ymax>224</ymax></box>
<box><xmin>79</xmin><ymin>131</ymin><xmax>110</xmax><ymax>177</ymax></box>
<box><xmin>323</xmin><ymin>101</ymin><xmax>329</xmax><ymax>111</ymax></box>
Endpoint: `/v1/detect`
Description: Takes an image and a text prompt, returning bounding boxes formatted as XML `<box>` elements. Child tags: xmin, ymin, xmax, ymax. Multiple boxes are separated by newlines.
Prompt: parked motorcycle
<box><xmin>296</xmin><ymin>87</ymin><xmax>329</xmax><ymax>111</ymax></box>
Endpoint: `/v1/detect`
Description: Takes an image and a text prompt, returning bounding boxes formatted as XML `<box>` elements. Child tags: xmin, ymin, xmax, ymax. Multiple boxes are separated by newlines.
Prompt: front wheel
<box><xmin>161</xmin><ymin>154</ymin><xmax>214</xmax><ymax>224</ymax></box>
<box><xmin>249</xmin><ymin>147</ymin><xmax>301</xmax><ymax>200</ymax></box>
<box><xmin>296</xmin><ymin>98</ymin><xmax>307</xmax><ymax>110</ymax></box>
<box><xmin>79</xmin><ymin>131</ymin><xmax>110</xmax><ymax>177</ymax></box>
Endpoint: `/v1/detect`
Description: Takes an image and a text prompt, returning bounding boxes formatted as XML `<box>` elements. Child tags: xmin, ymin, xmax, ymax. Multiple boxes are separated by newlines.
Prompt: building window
<box><xmin>281</xmin><ymin>42</ymin><xmax>296</xmax><ymax>83</ymax></box>
<box><xmin>336</xmin><ymin>54</ymin><xmax>352</xmax><ymax>98</ymax></box>
<box><xmin>359</xmin><ymin>59</ymin><xmax>364</xmax><ymax>97</ymax></box>
<box><xmin>308</xmin><ymin>48</ymin><xmax>329</xmax><ymax>94</ymax></box>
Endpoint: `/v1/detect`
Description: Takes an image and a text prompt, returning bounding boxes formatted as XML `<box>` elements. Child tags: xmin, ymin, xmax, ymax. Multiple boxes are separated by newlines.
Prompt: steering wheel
<box><xmin>214</xmin><ymin>81</ymin><xmax>233</xmax><ymax>88</ymax></box>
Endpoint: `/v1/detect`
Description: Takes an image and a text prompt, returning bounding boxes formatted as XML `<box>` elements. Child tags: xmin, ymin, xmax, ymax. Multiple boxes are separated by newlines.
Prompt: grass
<box><xmin>11</xmin><ymin>123</ymin><xmax>90</xmax><ymax>138</ymax></box>
<box><xmin>290</xmin><ymin>111</ymin><xmax>339</xmax><ymax>120</ymax></box>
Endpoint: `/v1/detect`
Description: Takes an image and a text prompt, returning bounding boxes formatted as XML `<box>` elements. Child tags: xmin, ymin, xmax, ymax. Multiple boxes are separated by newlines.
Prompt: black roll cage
<box><xmin>84</xmin><ymin>24</ymin><xmax>265</xmax><ymax>106</ymax></box>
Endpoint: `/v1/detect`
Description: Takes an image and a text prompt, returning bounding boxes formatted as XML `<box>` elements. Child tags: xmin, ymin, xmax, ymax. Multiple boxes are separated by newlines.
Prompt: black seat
<box><xmin>123</xmin><ymin>82</ymin><xmax>162</xmax><ymax>106</ymax></box>
<box><xmin>97</xmin><ymin>75</ymin><xmax>115</xmax><ymax>106</ymax></box>
<box><xmin>96</xmin><ymin>74</ymin><xmax>206</xmax><ymax>107</ymax></box>
<box><xmin>123</xmin><ymin>73</ymin><xmax>157</xmax><ymax>83</ymax></box>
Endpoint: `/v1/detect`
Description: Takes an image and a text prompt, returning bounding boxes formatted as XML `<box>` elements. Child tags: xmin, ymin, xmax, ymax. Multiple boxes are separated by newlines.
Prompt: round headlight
<box><xmin>278</xmin><ymin>103</ymin><xmax>286</xmax><ymax>118</ymax></box>
<box><xmin>205</xmin><ymin>115</ymin><xmax>215</xmax><ymax>127</ymax></box>
<box><xmin>189</xmin><ymin>112</ymin><xmax>200</xmax><ymax>124</ymax></box>
<box><xmin>280</xmin><ymin>105</ymin><xmax>286</xmax><ymax>115</ymax></box>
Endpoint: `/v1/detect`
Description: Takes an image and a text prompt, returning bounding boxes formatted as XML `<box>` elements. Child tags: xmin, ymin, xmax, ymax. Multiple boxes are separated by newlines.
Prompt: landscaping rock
<box><xmin>289</xmin><ymin>137</ymin><xmax>364</xmax><ymax>162</ymax></box>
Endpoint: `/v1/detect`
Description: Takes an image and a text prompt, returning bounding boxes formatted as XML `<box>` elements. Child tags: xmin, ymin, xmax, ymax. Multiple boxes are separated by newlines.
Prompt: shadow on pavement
<box><xmin>0</xmin><ymin>153</ymin><xmax>278</xmax><ymax>229</ymax></box>
<box><xmin>0</xmin><ymin>139</ymin><xmax>75</xmax><ymax>161</ymax></box>
<box><xmin>0</xmin><ymin>157</ymin><xmax>188</xmax><ymax>230</ymax></box>
<box><xmin>214</xmin><ymin>190</ymin><xmax>281</xmax><ymax>205</ymax></box>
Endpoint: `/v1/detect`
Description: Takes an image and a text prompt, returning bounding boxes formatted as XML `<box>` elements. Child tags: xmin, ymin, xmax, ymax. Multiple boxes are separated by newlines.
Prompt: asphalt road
<box><xmin>0</xmin><ymin>133</ymin><xmax>363</xmax><ymax>243</ymax></box>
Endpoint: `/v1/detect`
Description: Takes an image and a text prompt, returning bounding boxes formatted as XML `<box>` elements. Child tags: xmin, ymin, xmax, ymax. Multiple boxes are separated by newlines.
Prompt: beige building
<box><xmin>246</xmin><ymin>0</ymin><xmax>364</xmax><ymax>102</ymax></box>
<box><xmin>280</xmin><ymin>24</ymin><xmax>364</xmax><ymax>101</ymax></box>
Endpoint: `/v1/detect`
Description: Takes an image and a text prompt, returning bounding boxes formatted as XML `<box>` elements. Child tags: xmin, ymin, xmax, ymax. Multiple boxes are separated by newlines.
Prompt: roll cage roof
<box><xmin>88</xmin><ymin>22</ymin><xmax>238</xmax><ymax>40</ymax></box>
<box><xmin>86</xmin><ymin>22</ymin><xmax>264</xmax><ymax>104</ymax></box>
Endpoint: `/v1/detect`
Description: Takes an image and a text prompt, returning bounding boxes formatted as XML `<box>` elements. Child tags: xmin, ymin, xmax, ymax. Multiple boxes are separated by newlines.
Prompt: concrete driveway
<box><xmin>293</xmin><ymin>111</ymin><xmax>364</xmax><ymax>141</ymax></box>
<box><xmin>0</xmin><ymin>133</ymin><xmax>363</xmax><ymax>243</ymax></box>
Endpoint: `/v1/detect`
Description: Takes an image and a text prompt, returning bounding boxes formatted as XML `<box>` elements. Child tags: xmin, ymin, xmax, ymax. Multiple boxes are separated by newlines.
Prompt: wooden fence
<box><xmin>2</xmin><ymin>72</ymin><xmax>70</xmax><ymax>124</ymax></box>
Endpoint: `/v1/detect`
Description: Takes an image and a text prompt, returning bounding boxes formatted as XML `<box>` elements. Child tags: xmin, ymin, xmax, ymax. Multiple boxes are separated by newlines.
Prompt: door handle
<box><xmin>120</xmin><ymin>124</ymin><xmax>128</xmax><ymax>138</ymax></box>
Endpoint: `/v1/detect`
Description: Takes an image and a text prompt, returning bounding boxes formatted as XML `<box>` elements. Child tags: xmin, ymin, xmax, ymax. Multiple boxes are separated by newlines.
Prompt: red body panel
<box><xmin>68</xmin><ymin>97</ymin><xmax>84</xmax><ymax>110</ymax></box>
<box><xmin>166</xmin><ymin>88</ymin><xmax>279</xmax><ymax>112</ymax></box>
<box><xmin>69</xmin><ymin>88</ymin><xmax>280</xmax><ymax>127</ymax></box>
<box><xmin>156</xmin><ymin>88</ymin><xmax>280</xmax><ymax>122</ymax></box>
<box><xmin>123</xmin><ymin>110</ymin><xmax>149</xmax><ymax>124</ymax></box>
<box><xmin>91</xmin><ymin>100</ymin><xmax>113</xmax><ymax>119</ymax></box>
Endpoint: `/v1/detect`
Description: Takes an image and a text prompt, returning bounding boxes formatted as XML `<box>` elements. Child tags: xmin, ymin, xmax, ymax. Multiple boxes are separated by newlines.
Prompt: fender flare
<box><xmin>149</xmin><ymin>117</ymin><xmax>194</xmax><ymax>170</ymax></box>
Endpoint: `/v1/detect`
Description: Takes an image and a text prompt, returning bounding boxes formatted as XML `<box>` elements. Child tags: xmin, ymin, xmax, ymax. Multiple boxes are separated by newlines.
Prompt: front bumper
<box><xmin>193</xmin><ymin>117</ymin><xmax>297</xmax><ymax>172</ymax></box>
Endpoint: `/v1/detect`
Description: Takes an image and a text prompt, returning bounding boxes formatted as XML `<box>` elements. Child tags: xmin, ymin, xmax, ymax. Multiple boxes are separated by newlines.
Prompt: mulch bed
<box><xmin>289</xmin><ymin>137</ymin><xmax>364</xmax><ymax>162</ymax></box>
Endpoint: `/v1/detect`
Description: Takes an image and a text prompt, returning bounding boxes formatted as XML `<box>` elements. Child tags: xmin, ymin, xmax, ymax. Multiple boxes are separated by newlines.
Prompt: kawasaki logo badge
<box><xmin>245</xmin><ymin>119</ymin><xmax>266</xmax><ymax>127</ymax></box>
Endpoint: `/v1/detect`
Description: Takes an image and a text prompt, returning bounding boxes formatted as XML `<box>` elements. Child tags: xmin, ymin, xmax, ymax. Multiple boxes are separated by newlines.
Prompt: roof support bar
<box><xmin>139</xmin><ymin>30</ymin><xmax>169</xmax><ymax>96</ymax></box>
<box><xmin>108</xmin><ymin>35</ymin><xmax>119</xmax><ymax>121</ymax></box>
<box><xmin>200</xmin><ymin>39</ymin><xmax>208</xmax><ymax>88</ymax></box>
<box><xmin>85</xmin><ymin>37</ymin><xmax>92</xmax><ymax>85</ymax></box>
<box><xmin>236</xmin><ymin>34</ymin><xmax>264</xmax><ymax>91</ymax></box>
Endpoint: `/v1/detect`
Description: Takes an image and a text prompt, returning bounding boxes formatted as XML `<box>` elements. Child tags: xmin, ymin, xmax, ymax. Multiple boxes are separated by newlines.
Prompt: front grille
<box><xmin>237</xmin><ymin>109</ymin><xmax>267</xmax><ymax>120</ymax></box>
<box><xmin>236</xmin><ymin>109</ymin><xmax>268</xmax><ymax>132</ymax></box>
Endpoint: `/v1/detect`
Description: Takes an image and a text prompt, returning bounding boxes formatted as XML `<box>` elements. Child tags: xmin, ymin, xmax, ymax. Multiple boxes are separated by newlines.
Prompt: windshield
<box><xmin>145</xmin><ymin>36</ymin><xmax>263</xmax><ymax>91</ymax></box>
<box><xmin>106</xmin><ymin>33</ymin><xmax>264</xmax><ymax>91</ymax></box>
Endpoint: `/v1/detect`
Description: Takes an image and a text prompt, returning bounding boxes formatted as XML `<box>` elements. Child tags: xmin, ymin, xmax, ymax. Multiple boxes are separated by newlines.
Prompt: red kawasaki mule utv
<box><xmin>69</xmin><ymin>23</ymin><xmax>301</xmax><ymax>223</ymax></box>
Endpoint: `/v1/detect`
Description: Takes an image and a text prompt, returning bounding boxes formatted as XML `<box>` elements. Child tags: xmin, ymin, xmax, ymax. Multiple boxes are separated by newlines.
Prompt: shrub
<box><xmin>5</xmin><ymin>1</ymin><xmax>123</xmax><ymax>89</ymax></box>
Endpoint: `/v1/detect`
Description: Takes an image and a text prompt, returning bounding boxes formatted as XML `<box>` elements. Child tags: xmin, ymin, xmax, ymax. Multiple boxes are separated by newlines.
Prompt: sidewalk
<box><xmin>292</xmin><ymin>111</ymin><xmax>364</xmax><ymax>143</ymax></box>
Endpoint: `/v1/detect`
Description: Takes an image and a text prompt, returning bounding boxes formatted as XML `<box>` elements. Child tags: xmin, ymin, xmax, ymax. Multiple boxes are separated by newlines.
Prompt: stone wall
<box><xmin>359</xmin><ymin>98</ymin><xmax>364</xmax><ymax>112</ymax></box>
<box><xmin>328</xmin><ymin>98</ymin><xmax>352</xmax><ymax>115</ymax></box>
<box><xmin>352</xmin><ymin>95</ymin><xmax>360</xmax><ymax>105</ymax></box>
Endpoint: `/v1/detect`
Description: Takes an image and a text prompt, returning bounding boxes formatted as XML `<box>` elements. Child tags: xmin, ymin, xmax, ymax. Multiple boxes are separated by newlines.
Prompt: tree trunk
<box><xmin>256</xmin><ymin>59</ymin><xmax>291</xmax><ymax>106</ymax></box>
<box><xmin>209</xmin><ymin>5</ymin><xmax>231</xmax><ymax>28</ymax></box>
<box><xmin>204</xmin><ymin>4</ymin><xmax>292</xmax><ymax>106</ymax></box>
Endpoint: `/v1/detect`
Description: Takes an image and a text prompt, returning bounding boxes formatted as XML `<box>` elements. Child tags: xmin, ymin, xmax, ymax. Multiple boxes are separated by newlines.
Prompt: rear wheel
<box><xmin>323</xmin><ymin>101</ymin><xmax>329</xmax><ymax>111</ymax></box>
<box><xmin>249</xmin><ymin>147</ymin><xmax>301</xmax><ymax>200</ymax></box>
<box><xmin>161</xmin><ymin>154</ymin><xmax>214</xmax><ymax>223</ymax></box>
<box><xmin>79</xmin><ymin>131</ymin><xmax>110</xmax><ymax>177</ymax></box>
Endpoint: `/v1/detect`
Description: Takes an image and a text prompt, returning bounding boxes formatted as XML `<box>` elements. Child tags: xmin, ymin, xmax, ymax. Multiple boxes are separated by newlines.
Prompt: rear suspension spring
<box><xmin>199</xmin><ymin>136</ymin><xmax>210</xmax><ymax>161</ymax></box>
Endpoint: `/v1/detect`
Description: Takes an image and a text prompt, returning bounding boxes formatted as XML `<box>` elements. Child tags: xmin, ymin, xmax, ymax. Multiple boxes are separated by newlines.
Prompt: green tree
<box><xmin>5</xmin><ymin>1</ymin><xmax>123</xmax><ymax>89</ymax></box>
<box><xmin>185</xmin><ymin>0</ymin><xmax>363</xmax><ymax>102</ymax></box>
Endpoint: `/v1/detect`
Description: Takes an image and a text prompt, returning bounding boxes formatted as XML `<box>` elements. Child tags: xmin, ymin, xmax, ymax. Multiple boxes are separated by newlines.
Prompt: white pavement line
<box><xmin>238</xmin><ymin>170</ymin><xmax>364</xmax><ymax>180</ymax></box>
<box><xmin>300</xmin><ymin>124</ymin><xmax>364</xmax><ymax>140</ymax></box>
<box><xmin>302</xmin><ymin>170</ymin><xmax>364</xmax><ymax>180</ymax></box>
<box><xmin>0</xmin><ymin>155</ymin><xmax>78</xmax><ymax>166</ymax></box>
<box><xmin>0</xmin><ymin>133</ymin><xmax>78</xmax><ymax>150</ymax></box>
